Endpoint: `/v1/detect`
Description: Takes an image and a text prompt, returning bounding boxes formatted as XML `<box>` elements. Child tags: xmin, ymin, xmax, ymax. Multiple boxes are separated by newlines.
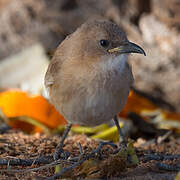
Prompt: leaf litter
<box><xmin>0</xmin><ymin>130</ymin><xmax>179</xmax><ymax>179</ymax></box>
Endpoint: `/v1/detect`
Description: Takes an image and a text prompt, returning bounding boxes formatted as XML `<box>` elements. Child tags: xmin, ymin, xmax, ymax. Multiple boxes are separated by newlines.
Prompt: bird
<box><xmin>45</xmin><ymin>19</ymin><xmax>146</xmax><ymax>160</ymax></box>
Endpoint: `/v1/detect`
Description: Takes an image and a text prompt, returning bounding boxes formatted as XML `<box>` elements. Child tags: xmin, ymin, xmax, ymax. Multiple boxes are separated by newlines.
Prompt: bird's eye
<box><xmin>100</xmin><ymin>40</ymin><xmax>109</xmax><ymax>48</ymax></box>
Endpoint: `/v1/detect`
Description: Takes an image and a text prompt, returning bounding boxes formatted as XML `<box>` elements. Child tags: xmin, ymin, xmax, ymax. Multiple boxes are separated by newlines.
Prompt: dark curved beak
<box><xmin>108</xmin><ymin>41</ymin><xmax>146</xmax><ymax>56</ymax></box>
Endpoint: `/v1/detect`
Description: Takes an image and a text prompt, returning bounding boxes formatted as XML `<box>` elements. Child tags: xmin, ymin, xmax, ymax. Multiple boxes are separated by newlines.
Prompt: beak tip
<box><xmin>128</xmin><ymin>42</ymin><xmax>146</xmax><ymax>57</ymax></box>
<box><xmin>143</xmin><ymin>51</ymin><xmax>146</xmax><ymax>56</ymax></box>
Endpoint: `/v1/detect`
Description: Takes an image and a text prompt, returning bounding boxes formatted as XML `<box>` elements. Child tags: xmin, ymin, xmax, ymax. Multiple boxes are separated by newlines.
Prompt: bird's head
<box><xmin>68</xmin><ymin>19</ymin><xmax>146</xmax><ymax>64</ymax></box>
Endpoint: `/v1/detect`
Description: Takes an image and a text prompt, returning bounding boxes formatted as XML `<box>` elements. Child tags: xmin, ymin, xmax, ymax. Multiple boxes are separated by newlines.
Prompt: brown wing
<box><xmin>45</xmin><ymin>33</ymin><xmax>73</xmax><ymax>91</ymax></box>
<box><xmin>44</xmin><ymin>58</ymin><xmax>61</xmax><ymax>90</ymax></box>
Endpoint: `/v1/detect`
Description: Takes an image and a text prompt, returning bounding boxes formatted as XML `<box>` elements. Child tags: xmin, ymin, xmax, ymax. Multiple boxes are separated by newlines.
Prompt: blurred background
<box><xmin>0</xmin><ymin>0</ymin><xmax>179</xmax><ymax>112</ymax></box>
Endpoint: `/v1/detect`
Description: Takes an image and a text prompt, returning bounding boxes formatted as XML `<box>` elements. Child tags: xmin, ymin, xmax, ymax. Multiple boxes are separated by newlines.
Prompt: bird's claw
<box><xmin>98</xmin><ymin>140</ymin><xmax>118</xmax><ymax>149</ymax></box>
<box><xmin>116</xmin><ymin>139</ymin><xmax>139</xmax><ymax>166</ymax></box>
<box><xmin>54</xmin><ymin>148</ymin><xmax>70</xmax><ymax>161</ymax></box>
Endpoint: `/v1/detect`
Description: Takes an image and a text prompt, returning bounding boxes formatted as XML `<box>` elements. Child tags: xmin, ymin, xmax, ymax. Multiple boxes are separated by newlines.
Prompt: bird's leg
<box><xmin>113</xmin><ymin>115</ymin><xmax>139</xmax><ymax>166</ymax></box>
<box><xmin>54</xmin><ymin>123</ymin><xmax>72</xmax><ymax>160</ymax></box>
<box><xmin>113</xmin><ymin>115</ymin><xmax>127</xmax><ymax>148</ymax></box>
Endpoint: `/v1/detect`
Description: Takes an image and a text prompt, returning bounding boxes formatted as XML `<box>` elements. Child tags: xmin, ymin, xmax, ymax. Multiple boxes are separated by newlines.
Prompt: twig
<box><xmin>143</xmin><ymin>153</ymin><xmax>180</xmax><ymax>162</ymax></box>
<box><xmin>0</xmin><ymin>159</ymin><xmax>73</xmax><ymax>174</ymax></box>
<box><xmin>45</xmin><ymin>141</ymin><xmax>117</xmax><ymax>180</ymax></box>
<box><xmin>0</xmin><ymin>155</ymin><xmax>53</xmax><ymax>166</ymax></box>
<box><xmin>0</xmin><ymin>141</ymin><xmax>116</xmax><ymax>178</ymax></box>
<box><xmin>78</xmin><ymin>142</ymin><xmax>83</xmax><ymax>154</ymax></box>
<box><xmin>156</xmin><ymin>163</ymin><xmax>180</xmax><ymax>171</ymax></box>
<box><xmin>157</xmin><ymin>131</ymin><xmax>172</xmax><ymax>144</ymax></box>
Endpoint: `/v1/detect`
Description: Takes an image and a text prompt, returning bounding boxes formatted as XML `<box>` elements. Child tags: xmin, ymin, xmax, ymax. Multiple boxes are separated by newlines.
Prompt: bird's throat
<box><xmin>99</xmin><ymin>54</ymin><xmax>128</xmax><ymax>74</ymax></box>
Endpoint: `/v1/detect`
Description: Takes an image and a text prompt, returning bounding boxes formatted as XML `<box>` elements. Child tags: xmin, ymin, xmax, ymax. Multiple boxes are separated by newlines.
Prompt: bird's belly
<box><xmin>53</xmin><ymin>59</ymin><xmax>133</xmax><ymax>126</ymax></box>
<box><xmin>62</xmin><ymin>84</ymin><xmax>130</xmax><ymax>126</ymax></box>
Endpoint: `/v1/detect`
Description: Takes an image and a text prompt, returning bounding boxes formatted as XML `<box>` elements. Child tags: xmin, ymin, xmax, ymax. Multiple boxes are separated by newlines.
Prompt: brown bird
<box><xmin>45</xmin><ymin>19</ymin><xmax>146</xmax><ymax>160</ymax></box>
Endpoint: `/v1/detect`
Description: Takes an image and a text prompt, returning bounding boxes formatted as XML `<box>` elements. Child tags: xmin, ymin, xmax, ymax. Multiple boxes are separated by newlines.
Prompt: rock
<box><xmin>0</xmin><ymin>43</ymin><xmax>49</xmax><ymax>93</ymax></box>
<box><xmin>152</xmin><ymin>0</ymin><xmax>180</xmax><ymax>28</ymax></box>
<box><xmin>139</xmin><ymin>15</ymin><xmax>180</xmax><ymax>57</ymax></box>
<box><xmin>0</xmin><ymin>0</ymin><xmax>150</xmax><ymax>60</ymax></box>
<box><xmin>130</xmin><ymin>14</ymin><xmax>180</xmax><ymax>111</ymax></box>
<box><xmin>0</xmin><ymin>0</ymin><xmax>65</xmax><ymax>60</ymax></box>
